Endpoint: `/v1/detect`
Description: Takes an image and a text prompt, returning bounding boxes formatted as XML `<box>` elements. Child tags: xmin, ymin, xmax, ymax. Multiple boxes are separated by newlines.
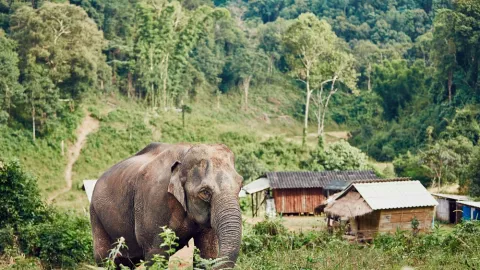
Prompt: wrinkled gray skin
<box><xmin>90</xmin><ymin>143</ymin><xmax>243</xmax><ymax>268</ymax></box>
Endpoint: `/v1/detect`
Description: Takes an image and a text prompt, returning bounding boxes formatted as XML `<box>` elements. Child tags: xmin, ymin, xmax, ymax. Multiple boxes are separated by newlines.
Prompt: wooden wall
<box><xmin>378</xmin><ymin>207</ymin><xmax>435</xmax><ymax>233</ymax></box>
<box><xmin>273</xmin><ymin>188</ymin><xmax>325</xmax><ymax>214</ymax></box>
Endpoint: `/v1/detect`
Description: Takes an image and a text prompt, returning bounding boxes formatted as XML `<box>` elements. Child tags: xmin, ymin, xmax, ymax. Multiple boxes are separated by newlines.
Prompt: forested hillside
<box><xmin>1</xmin><ymin>0</ymin><xmax>480</xmax><ymax>198</ymax></box>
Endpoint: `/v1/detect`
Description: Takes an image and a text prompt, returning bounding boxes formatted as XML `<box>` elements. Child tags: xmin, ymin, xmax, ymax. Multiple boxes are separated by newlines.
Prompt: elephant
<box><xmin>90</xmin><ymin>143</ymin><xmax>243</xmax><ymax>268</ymax></box>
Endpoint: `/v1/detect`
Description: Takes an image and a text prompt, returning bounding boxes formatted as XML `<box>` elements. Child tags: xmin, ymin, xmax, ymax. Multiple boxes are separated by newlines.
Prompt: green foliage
<box><xmin>0</xmin><ymin>159</ymin><xmax>45</xmax><ymax>228</ymax></box>
<box><xmin>239</xmin><ymin>221</ymin><xmax>480</xmax><ymax>269</ymax></box>
<box><xmin>0</xmin><ymin>32</ymin><xmax>22</xmax><ymax>124</ymax></box>
<box><xmin>303</xmin><ymin>140</ymin><xmax>369</xmax><ymax>171</ymax></box>
<box><xmin>468</xmin><ymin>148</ymin><xmax>480</xmax><ymax>197</ymax></box>
<box><xmin>394</xmin><ymin>151</ymin><xmax>432</xmax><ymax>186</ymax></box>
<box><xmin>16</xmin><ymin>211</ymin><xmax>93</xmax><ymax>268</ymax></box>
<box><xmin>104</xmin><ymin>237</ymin><xmax>128</xmax><ymax>270</ymax></box>
<box><xmin>252</xmin><ymin>218</ymin><xmax>288</xmax><ymax>236</ymax></box>
<box><xmin>373</xmin><ymin>59</ymin><xmax>431</xmax><ymax>120</ymax></box>
<box><xmin>0</xmin><ymin>158</ymin><xmax>92</xmax><ymax>269</ymax></box>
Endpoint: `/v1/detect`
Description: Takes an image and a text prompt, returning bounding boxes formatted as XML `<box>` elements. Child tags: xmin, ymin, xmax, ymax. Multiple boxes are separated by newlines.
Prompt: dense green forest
<box><xmin>1</xmin><ymin>0</ymin><xmax>480</xmax><ymax>192</ymax></box>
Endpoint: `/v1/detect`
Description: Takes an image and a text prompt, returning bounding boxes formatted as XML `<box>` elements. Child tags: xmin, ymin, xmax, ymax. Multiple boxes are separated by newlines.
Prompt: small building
<box><xmin>266</xmin><ymin>170</ymin><xmax>379</xmax><ymax>215</ymax></box>
<box><xmin>457</xmin><ymin>201</ymin><xmax>480</xmax><ymax>221</ymax></box>
<box><xmin>325</xmin><ymin>180</ymin><xmax>438</xmax><ymax>240</ymax></box>
<box><xmin>432</xmin><ymin>193</ymin><xmax>470</xmax><ymax>224</ymax></box>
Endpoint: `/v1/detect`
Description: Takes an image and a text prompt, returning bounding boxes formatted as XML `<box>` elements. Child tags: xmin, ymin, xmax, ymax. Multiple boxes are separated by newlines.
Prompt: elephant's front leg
<box><xmin>144</xmin><ymin>235</ymin><xmax>171</xmax><ymax>265</ymax></box>
<box><xmin>194</xmin><ymin>228</ymin><xmax>218</xmax><ymax>260</ymax></box>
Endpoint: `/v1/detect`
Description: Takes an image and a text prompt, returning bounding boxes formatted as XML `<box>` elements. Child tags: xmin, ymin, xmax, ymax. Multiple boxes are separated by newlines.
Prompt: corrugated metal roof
<box><xmin>325</xmin><ymin>177</ymin><xmax>410</xmax><ymax>190</ymax></box>
<box><xmin>267</xmin><ymin>170</ymin><xmax>378</xmax><ymax>189</ymax></box>
<box><xmin>82</xmin><ymin>180</ymin><xmax>97</xmax><ymax>203</ymax></box>
<box><xmin>458</xmin><ymin>201</ymin><xmax>480</xmax><ymax>208</ymax></box>
<box><xmin>243</xmin><ymin>177</ymin><xmax>270</xmax><ymax>194</ymax></box>
<box><xmin>432</xmin><ymin>193</ymin><xmax>470</xmax><ymax>201</ymax></box>
<box><xmin>351</xmin><ymin>181</ymin><xmax>438</xmax><ymax>210</ymax></box>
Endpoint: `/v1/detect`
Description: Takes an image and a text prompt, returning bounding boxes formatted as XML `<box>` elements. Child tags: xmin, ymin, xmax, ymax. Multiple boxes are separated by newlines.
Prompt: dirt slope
<box><xmin>47</xmin><ymin>114</ymin><xmax>99</xmax><ymax>203</ymax></box>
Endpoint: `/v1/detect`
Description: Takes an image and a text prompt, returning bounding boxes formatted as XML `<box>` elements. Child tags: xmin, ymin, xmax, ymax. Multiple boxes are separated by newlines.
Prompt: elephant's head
<box><xmin>168</xmin><ymin>144</ymin><xmax>243</xmax><ymax>267</ymax></box>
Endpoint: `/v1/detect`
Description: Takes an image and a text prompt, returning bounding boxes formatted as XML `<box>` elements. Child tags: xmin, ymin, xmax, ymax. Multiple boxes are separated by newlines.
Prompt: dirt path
<box><xmin>47</xmin><ymin>114</ymin><xmax>100</xmax><ymax>204</ymax></box>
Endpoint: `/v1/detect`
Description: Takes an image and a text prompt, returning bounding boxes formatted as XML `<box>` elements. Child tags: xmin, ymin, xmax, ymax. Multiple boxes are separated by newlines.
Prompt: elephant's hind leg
<box><xmin>90</xmin><ymin>205</ymin><xmax>113</xmax><ymax>265</ymax></box>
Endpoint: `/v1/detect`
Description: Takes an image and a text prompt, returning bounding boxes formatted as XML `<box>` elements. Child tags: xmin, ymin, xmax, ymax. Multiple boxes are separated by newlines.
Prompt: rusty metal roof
<box><xmin>266</xmin><ymin>170</ymin><xmax>378</xmax><ymax>189</ymax></box>
<box><xmin>350</xmin><ymin>181</ymin><xmax>438</xmax><ymax>210</ymax></box>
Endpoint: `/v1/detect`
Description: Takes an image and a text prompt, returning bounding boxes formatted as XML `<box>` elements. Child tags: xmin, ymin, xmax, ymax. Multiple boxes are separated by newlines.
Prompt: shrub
<box><xmin>17</xmin><ymin>212</ymin><xmax>93</xmax><ymax>268</ymax></box>
<box><xmin>0</xmin><ymin>159</ymin><xmax>46</xmax><ymax>228</ymax></box>
<box><xmin>252</xmin><ymin>219</ymin><xmax>287</xmax><ymax>236</ymax></box>
<box><xmin>0</xmin><ymin>158</ymin><xmax>93</xmax><ymax>269</ymax></box>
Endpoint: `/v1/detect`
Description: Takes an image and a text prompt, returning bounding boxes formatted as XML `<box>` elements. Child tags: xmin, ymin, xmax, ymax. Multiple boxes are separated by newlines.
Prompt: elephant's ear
<box><xmin>168</xmin><ymin>161</ymin><xmax>187</xmax><ymax>212</ymax></box>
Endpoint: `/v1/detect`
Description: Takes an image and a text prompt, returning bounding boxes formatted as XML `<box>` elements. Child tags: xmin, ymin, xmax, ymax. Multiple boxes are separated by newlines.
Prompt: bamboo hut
<box><xmin>325</xmin><ymin>180</ymin><xmax>438</xmax><ymax>240</ymax></box>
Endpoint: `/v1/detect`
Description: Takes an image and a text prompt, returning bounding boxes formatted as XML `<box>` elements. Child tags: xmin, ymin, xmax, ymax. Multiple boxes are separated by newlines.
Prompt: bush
<box><xmin>303</xmin><ymin>140</ymin><xmax>369</xmax><ymax>171</ymax></box>
<box><xmin>0</xmin><ymin>159</ymin><xmax>93</xmax><ymax>269</ymax></box>
<box><xmin>0</xmin><ymin>159</ymin><xmax>46</xmax><ymax>228</ymax></box>
<box><xmin>17</xmin><ymin>212</ymin><xmax>93</xmax><ymax>268</ymax></box>
<box><xmin>252</xmin><ymin>219</ymin><xmax>287</xmax><ymax>236</ymax></box>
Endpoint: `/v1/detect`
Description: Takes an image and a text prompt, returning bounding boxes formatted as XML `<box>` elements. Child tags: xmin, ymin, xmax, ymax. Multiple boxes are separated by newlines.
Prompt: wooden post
<box><xmin>61</xmin><ymin>140</ymin><xmax>64</xmax><ymax>156</ymax></box>
<box><xmin>256</xmin><ymin>192</ymin><xmax>260</xmax><ymax>217</ymax></box>
<box><xmin>251</xmin><ymin>194</ymin><xmax>254</xmax><ymax>217</ymax></box>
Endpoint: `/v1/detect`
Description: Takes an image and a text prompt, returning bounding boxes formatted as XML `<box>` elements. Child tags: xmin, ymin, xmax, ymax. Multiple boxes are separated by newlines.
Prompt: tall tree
<box><xmin>283</xmin><ymin>13</ymin><xmax>337</xmax><ymax>146</ymax></box>
<box><xmin>10</xmin><ymin>2</ymin><xmax>107</xmax><ymax>139</ymax></box>
<box><xmin>351</xmin><ymin>40</ymin><xmax>380</xmax><ymax>91</ymax></box>
<box><xmin>284</xmin><ymin>13</ymin><xmax>355</xmax><ymax>144</ymax></box>
<box><xmin>0</xmin><ymin>31</ymin><xmax>22</xmax><ymax>123</ymax></box>
<box><xmin>313</xmin><ymin>50</ymin><xmax>357</xmax><ymax>136</ymax></box>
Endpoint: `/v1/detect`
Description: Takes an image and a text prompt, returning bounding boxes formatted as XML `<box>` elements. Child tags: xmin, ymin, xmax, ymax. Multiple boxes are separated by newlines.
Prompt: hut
<box><xmin>266</xmin><ymin>170</ymin><xmax>379</xmax><ymax>215</ymax></box>
<box><xmin>432</xmin><ymin>193</ymin><xmax>470</xmax><ymax>224</ymax></box>
<box><xmin>325</xmin><ymin>180</ymin><xmax>438</xmax><ymax>240</ymax></box>
<box><xmin>456</xmin><ymin>201</ymin><xmax>480</xmax><ymax>221</ymax></box>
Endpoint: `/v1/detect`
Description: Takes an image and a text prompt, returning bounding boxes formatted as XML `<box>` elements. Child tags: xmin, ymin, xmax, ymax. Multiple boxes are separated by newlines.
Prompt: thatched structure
<box><xmin>323</xmin><ymin>181</ymin><xmax>438</xmax><ymax>238</ymax></box>
<box><xmin>324</xmin><ymin>191</ymin><xmax>373</xmax><ymax>218</ymax></box>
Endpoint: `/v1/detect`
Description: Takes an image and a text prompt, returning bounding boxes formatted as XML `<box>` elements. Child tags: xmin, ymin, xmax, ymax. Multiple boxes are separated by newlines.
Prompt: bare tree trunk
<box><xmin>319</xmin><ymin>76</ymin><xmax>338</xmax><ymax>137</ymax></box>
<box><xmin>32</xmin><ymin>105</ymin><xmax>36</xmax><ymax>141</ymax></box>
<box><xmin>151</xmin><ymin>83</ymin><xmax>155</xmax><ymax>108</ymax></box>
<box><xmin>447</xmin><ymin>70</ymin><xmax>453</xmax><ymax>104</ymax></box>
<box><xmin>314</xmin><ymin>85</ymin><xmax>324</xmax><ymax>136</ymax></box>
<box><xmin>127</xmin><ymin>72</ymin><xmax>134</xmax><ymax>99</ymax></box>
<box><xmin>367</xmin><ymin>63</ymin><xmax>372</xmax><ymax>91</ymax></box>
<box><xmin>163</xmin><ymin>54</ymin><xmax>169</xmax><ymax>111</ymax></box>
<box><xmin>112</xmin><ymin>52</ymin><xmax>117</xmax><ymax>85</ymax></box>
<box><xmin>303</xmin><ymin>74</ymin><xmax>312</xmax><ymax>148</ymax></box>
<box><xmin>242</xmin><ymin>76</ymin><xmax>252</xmax><ymax>111</ymax></box>
<box><xmin>149</xmin><ymin>47</ymin><xmax>154</xmax><ymax>108</ymax></box>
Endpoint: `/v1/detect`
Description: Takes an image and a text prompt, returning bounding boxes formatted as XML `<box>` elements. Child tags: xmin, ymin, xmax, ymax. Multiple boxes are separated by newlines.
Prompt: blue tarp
<box><xmin>463</xmin><ymin>205</ymin><xmax>472</xmax><ymax>221</ymax></box>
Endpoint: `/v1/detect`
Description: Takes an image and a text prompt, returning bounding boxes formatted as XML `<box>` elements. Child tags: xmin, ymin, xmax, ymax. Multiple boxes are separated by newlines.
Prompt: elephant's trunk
<box><xmin>211</xmin><ymin>193</ymin><xmax>242</xmax><ymax>268</ymax></box>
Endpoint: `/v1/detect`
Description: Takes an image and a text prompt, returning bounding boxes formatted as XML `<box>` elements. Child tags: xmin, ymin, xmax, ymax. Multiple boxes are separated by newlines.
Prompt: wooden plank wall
<box><xmin>273</xmin><ymin>188</ymin><xmax>325</xmax><ymax>214</ymax></box>
<box><xmin>378</xmin><ymin>207</ymin><xmax>435</xmax><ymax>233</ymax></box>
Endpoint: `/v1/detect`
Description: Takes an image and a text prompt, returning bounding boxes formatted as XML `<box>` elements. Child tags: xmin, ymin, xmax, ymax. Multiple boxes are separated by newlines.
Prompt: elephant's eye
<box><xmin>199</xmin><ymin>189</ymin><xmax>212</xmax><ymax>202</ymax></box>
